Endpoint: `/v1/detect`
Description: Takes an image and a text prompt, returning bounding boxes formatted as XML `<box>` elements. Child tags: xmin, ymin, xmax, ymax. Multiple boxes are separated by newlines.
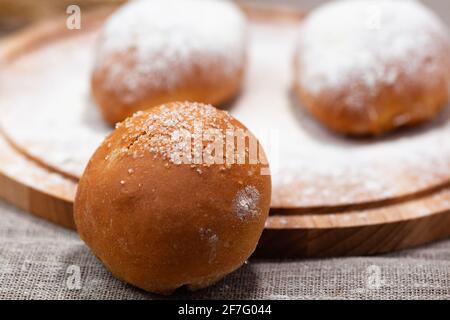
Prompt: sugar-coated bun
<box><xmin>92</xmin><ymin>0</ymin><xmax>247</xmax><ymax>125</ymax></box>
<box><xmin>74</xmin><ymin>102</ymin><xmax>271</xmax><ymax>294</ymax></box>
<box><xmin>294</xmin><ymin>0</ymin><xmax>450</xmax><ymax>135</ymax></box>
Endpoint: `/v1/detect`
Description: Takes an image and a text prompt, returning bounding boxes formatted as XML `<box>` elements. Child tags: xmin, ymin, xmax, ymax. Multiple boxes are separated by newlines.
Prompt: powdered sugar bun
<box><xmin>294</xmin><ymin>0</ymin><xmax>450</xmax><ymax>135</ymax></box>
<box><xmin>92</xmin><ymin>0</ymin><xmax>248</xmax><ymax>125</ymax></box>
<box><xmin>74</xmin><ymin>102</ymin><xmax>271</xmax><ymax>294</ymax></box>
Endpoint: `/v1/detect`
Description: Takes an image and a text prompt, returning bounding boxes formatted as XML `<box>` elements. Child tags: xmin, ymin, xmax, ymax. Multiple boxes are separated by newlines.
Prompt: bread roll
<box><xmin>91</xmin><ymin>0</ymin><xmax>247</xmax><ymax>125</ymax></box>
<box><xmin>293</xmin><ymin>0</ymin><xmax>450</xmax><ymax>135</ymax></box>
<box><xmin>74</xmin><ymin>101</ymin><xmax>271</xmax><ymax>294</ymax></box>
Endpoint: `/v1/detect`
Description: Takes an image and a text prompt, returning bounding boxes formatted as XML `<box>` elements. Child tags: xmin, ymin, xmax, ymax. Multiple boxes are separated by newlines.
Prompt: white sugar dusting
<box><xmin>231</xmin><ymin>19</ymin><xmax>450</xmax><ymax>207</ymax></box>
<box><xmin>234</xmin><ymin>185</ymin><xmax>261</xmax><ymax>220</ymax></box>
<box><xmin>0</xmin><ymin>32</ymin><xmax>107</xmax><ymax>178</ymax></box>
<box><xmin>109</xmin><ymin>102</ymin><xmax>234</xmax><ymax>166</ymax></box>
<box><xmin>295</xmin><ymin>0</ymin><xmax>450</xmax><ymax>108</ymax></box>
<box><xmin>95</xmin><ymin>0</ymin><xmax>247</xmax><ymax>103</ymax></box>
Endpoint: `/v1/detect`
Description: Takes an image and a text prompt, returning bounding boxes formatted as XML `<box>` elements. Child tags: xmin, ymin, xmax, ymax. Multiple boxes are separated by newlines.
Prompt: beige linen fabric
<box><xmin>0</xmin><ymin>201</ymin><xmax>450</xmax><ymax>300</ymax></box>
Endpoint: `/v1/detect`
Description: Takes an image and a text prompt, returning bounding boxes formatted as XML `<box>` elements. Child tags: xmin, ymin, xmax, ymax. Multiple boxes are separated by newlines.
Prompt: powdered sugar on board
<box><xmin>232</xmin><ymin>20</ymin><xmax>450</xmax><ymax>207</ymax></box>
<box><xmin>1</xmin><ymin>13</ymin><xmax>450</xmax><ymax>208</ymax></box>
<box><xmin>0</xmin><ymin>32</ymin><xmax>109</xmax><ymax>177</ymax></box>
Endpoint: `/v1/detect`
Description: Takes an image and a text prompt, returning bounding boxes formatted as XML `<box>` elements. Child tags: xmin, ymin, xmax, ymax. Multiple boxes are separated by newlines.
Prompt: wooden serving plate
<box><xmin>1</xmin><ymin>4</ymin><xmax>450</xmax><ymax>257</ymax></box>
<box><xmin>3</xmin><ymin>129</ymin><xmax>450</xmax><ymax>258</ymax></box>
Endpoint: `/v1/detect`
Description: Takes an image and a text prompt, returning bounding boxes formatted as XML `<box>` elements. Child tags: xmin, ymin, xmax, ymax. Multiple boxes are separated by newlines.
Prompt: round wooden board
<box><xmin>3</xmin><ymin>130</ymin><xmax>450</xmax><ymax>258</ymax></box>
<box><xmin>3</xmin><ymin>4</ymin><xmax>450</xmax><ymax>209</ymax></box>
<box><xmin>1</xmin><ymin>4</ymin><xmax>450</xmax><ymax>258</ymax></box>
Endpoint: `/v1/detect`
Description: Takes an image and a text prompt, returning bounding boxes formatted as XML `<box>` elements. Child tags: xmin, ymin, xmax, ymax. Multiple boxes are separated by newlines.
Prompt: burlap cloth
<box><xmin>1</xmin><ymin>201</ymin><xmax>449</xmax><ymax>300</ymax></box>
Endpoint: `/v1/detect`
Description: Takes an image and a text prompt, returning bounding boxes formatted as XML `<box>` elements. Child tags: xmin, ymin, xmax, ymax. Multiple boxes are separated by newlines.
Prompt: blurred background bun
<box><xmin>91</xmin><ymin>0</ymin><xmax>247</xmax><ymax>125</ymax></box>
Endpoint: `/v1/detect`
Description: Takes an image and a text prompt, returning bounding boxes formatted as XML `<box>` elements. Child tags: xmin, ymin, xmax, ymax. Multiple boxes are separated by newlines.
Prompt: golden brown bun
<box><xmin>91</xmin><ymin>0</ymin><xmax>247</xmax><ymax>125</ymax></box>
<box><xmin>293</xmin><ymin>0</ymin><xmax>450</xmax><ymax>136</ymax></box>
<box><xmin>74</xmin><ymin>102</ymin><xmax>271</xmax><ymax>294</ymax></box>
<box><xmin>293</xmin><ymin>58</ymin><xmax>450</xmax><ymax>135</ymax></box>
<box><xmin>92</xmin><ymin>54</ymin><xmax>245</xmax><ymax>126</ymax></box>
